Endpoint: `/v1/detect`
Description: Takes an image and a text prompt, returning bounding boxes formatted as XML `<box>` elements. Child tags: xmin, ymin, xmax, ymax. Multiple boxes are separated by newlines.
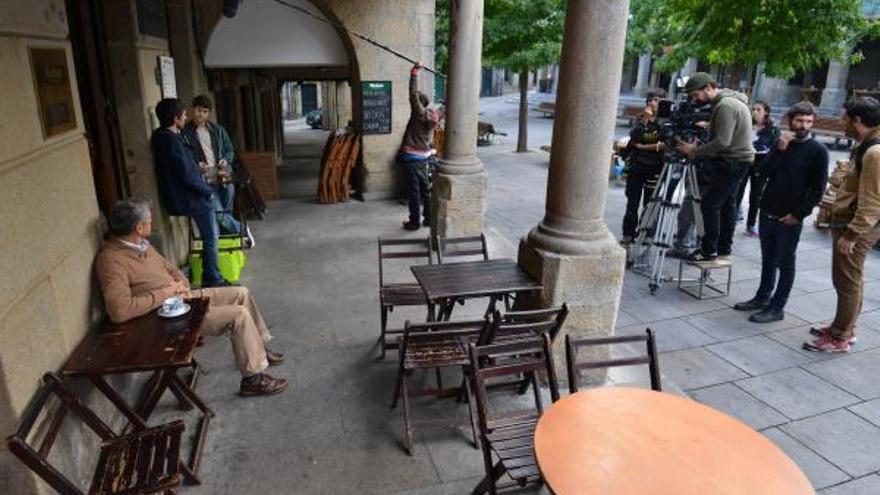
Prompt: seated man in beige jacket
<box><xmin>95</xmin><ymin>198</ymin><xmax>287</xmax><ymax>396</ymax></box>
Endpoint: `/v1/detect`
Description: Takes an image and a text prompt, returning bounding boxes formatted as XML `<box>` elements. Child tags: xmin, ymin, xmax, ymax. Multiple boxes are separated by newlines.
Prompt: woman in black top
<box><xmin>621</xmin><ymin>106</ymin><xmax>665</xmax><ymax>242</ymax></box>
<box><xmin>737</xmin><ymin>101</ymin><xmax>781</xmax><ymax>236</ymax></box>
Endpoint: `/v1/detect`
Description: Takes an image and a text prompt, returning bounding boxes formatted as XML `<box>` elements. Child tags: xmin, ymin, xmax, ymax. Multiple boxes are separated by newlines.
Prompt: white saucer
<box><xmin>158</xmin><ymin>303</ymin><xmax>191</xmax><ymax>319</ymax></box>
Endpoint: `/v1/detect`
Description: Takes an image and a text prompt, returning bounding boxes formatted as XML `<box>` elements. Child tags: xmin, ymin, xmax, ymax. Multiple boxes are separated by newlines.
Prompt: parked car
<box><xmin>306</xmin><ymin>109</ymin><xmax>323</xmax><ymax>129</ymax></box>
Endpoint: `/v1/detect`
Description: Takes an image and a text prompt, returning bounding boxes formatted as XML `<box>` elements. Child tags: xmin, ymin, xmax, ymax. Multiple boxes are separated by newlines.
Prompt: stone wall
<box><xmin>102</xmin><ymin>1</ymin><xmax>189</xmax><ymax>263</ymax></box>
<box><xmin>0</xmin><ymin>1</ymin><xmax>103</xmax><ymax>493</ymax></box>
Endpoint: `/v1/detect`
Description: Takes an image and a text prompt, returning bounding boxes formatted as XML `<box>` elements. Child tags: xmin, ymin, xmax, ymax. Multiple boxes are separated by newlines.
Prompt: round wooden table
<box><xmin>534</xmin><ymin>388</ymin><xmax>814</xmax><ymax>495</ymax></box>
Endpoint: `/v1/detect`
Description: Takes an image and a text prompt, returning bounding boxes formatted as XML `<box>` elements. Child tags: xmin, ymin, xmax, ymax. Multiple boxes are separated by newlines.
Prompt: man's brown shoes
<box><xmin>239</xmin><ymin>373</ymin><xmax>289</xmax><ymax>397</ymax></box>
<box><xmin>266</xmin><ymin>349</ymin><xmax>284</xmax><ymax>366</ymax></box>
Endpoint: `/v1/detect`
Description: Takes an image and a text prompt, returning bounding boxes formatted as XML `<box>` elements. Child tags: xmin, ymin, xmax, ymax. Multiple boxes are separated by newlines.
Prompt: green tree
<box><xmin>652</xmin><ymin>0</ymin><xmax>879</xmax><ymax>84</ymax></box>
<box><xmin>483</xmin><ymin>0</ymin><xmax>564</xmax><ymax>152</ymax></box>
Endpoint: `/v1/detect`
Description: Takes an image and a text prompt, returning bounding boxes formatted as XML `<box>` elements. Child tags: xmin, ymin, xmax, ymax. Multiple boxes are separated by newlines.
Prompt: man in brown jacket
<box><xmin>399</xmin><ymin>62</ymin><xmax>443</xmax><ymax>230</ymax></box>
<box><xmin>95</xmin><ymin>199</ymin><xmax>288</xmax><ymax>396</ymax></box>
<box><xmin>805</xmin><ymin>97</ymin><xmax>880</xmax><ymax>353</ymax></box>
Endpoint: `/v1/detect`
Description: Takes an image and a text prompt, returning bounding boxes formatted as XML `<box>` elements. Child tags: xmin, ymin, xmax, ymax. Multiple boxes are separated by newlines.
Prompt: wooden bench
<box><xmin>617</xmin><ymin>105</ymin><xmax>644</xmax><ymax>127</ymax></box>
<box><xmin>533</xmin><ymin>101</ymin><xmax>556</xmax><ymax>118</ymax></box>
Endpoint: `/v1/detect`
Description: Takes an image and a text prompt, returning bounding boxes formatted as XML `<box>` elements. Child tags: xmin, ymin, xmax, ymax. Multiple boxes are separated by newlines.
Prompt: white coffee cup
<box><xmin>162</xmin><ymin>296</ymin><xmax>185</xmax><ymax>314</ymax></box>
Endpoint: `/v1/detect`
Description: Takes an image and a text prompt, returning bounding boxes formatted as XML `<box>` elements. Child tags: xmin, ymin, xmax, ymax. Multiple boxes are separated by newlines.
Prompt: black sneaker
<box><xmin>733</xmin><ymin>297</ymin><xmax>769</xmax><ymax>311</ymax></box>
<box><xmin>402</xmin><ymin>221</ymin><xmax>420</xmax><ymax>231</ymax></box>
<box><xmin>686</xmin><ymin>250</ymin><xmax>718</xmax><ymax>262</ymax></box>
<box><xmin>749</xmin><ymin>308</ymin><xmax>784</xmax><ymax>323</ymax></box>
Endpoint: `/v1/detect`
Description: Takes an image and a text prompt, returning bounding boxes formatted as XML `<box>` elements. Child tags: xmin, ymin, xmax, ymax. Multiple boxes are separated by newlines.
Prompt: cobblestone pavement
<box><xmin>188</xmin><ymin>95</ymin><xmax>880</xmax><ymax>494</ymax></box>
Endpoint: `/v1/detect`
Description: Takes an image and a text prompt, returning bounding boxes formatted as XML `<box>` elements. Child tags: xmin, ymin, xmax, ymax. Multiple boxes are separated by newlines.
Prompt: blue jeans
<box><xmin>192</xmin><ymin>210</ymin><xmax>224</xmax><ymax>286</ymax></box>
<box><xmin>212</xmin><ymin>183</ymin><xmax>241</xmax><ymax>234</ymax></box>
<box><xmin>756</xmin><ymin>214</ymin><xmax>803</xmax><ymax>310</ymax></box>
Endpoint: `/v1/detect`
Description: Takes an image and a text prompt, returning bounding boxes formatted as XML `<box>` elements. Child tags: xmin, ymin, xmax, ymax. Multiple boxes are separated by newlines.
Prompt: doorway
<box><xmin>66</xmin><ymin>0</ymin><xmax>129</xmax><ymax>215</ymax></box>
<box><xmin>279</xmin><ymin>80</ymin><xmax>352</xmax><ymax>199</ymax></box>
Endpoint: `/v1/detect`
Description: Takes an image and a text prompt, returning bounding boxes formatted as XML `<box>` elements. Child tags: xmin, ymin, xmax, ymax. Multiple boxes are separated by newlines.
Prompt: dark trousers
<box><xmin>622</xmin><ymin>163</ymin><xmax>662</xmax><ymax>237</ymax></box>
<box><xmin>192</xmin><ymin>210</ymin><xmax>223</xmax><ymax>286</ymax></box>
<box><xmin>756</xmin><ymin>214</ymin><xmax>803</xmax><ymax>310</ymax></box>
<box><xmin>735</xmin><ymin>163</ymin><xmax>768</xmax><ymax>228</ymax></box>
<box><xmin>699</xmin><ymin>159</ymin><xmax>750</xmax><ymax>255</ymax></box>
<box><xmin>403</xmin><ymin>159</ymin><xmax>431</xmax><ymax>224</ymax></box>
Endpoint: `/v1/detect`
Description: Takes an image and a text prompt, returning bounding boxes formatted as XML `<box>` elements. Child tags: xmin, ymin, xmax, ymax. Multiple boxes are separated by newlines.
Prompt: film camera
<box><xmin>656</xmin><ymin>98</ymin><xmax>712</xmax><ymax>161</ymax></box>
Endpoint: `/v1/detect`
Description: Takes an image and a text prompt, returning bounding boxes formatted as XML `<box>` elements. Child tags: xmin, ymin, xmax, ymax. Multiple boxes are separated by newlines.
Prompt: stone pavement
<box><xmin>184</xmin><ymin>96</ymin><xmax>880</xmax><ymax>494</ymax></box>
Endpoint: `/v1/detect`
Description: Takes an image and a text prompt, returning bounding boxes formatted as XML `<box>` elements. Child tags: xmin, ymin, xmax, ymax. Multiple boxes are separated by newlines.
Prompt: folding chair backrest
<box><xmin>435</xmin><ymin>234</ymin><xmax>489</xmax><ymax>264</ymax></box>
<box><xmin>565</xmin><ymin>328</ymin><xmax>661</xmax><ymax>394</ymax></box>
<box><xmin>479</xmin><ymin>304</ymin><xmax>568</xmax><ymax>347</ymax></box>
<box><xmin>401</xmin><ymin>318</ymin><xmax>489</xmax><ymax>352</ymax></box>
<box><xmin>378</xmin><ymin>237</ymin><xmax>432</xmax><ymax>286</ymax></box>
<box><xmin>468</xmin><ymin>335</ymin><xmax>560</xmax><ymax>432</ymax></box>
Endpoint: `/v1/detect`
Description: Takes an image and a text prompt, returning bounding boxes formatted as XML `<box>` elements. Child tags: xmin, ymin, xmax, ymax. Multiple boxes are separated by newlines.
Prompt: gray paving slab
<box><xmin>856</xmin><ymin>310</ymin><xmax>880</xmax><ymax>331</ymax></box>
<box><xmin>617</xmin><ymin>317</ymin><xmax>717</xmax><ymax>352</ymax></box>
<box><xmin>719</xmin><ymin>279</ymin><xmax>808</xmax><ymax>309</ymax></box>
<box><xmin>619</xmin><ymin>286</ymin><xmax>726</xmax><ymax>323</ymax></box>
<box><xmin>736</xmin><ymin>368</ymin><xmax>860</xmax><ymax>420</ymax></box>
<box><xmin>684</xmin><ymin>307</ymin><xmax>806</xmax><ymax>341</ymax></box>
<box><xmin>659</xmin><ymin>347</ymin><xmax>749</xmax><ymax>390</ymax></box>
<box><xmin>785</xmin><ymin>290</ymin><xmax>846</xmax><ymax>324</ymax></box>
<box><xmin>782</xmin><ymin>409</ymin><xmax>880</xmax><ymax>478</ymax></box>
<box><xmin>804</xmin><ymin>348</ymin><xmax>880</xmax><ymax>400</ymax></box>
<box><xmin>793</xmin><ymin>267</ymin><xmax>839</xmax><ymax>293</ymax></box>
<box><xmin>689</xmin><ymin>383</ymin><xmax>788</xmax><ymax>430</ymax></box>
<box><xmin>706</xmin><ymin>335</ymin><xmax>815</xmax><ymax>375</ymax></box>
<box><xmin>762</xmin><ymin>428</ymin><xmax>851</xmax><ymax>490</ymax></box>
<box><xmin>820</xmin><ymin>475</ymin><xmax>880</xmax><ymax>495</ymax></box>
<box><xmin>848</xmin><ymin>399</ymin><xmax>880</xmax><ymax>427</ymax></box>
<box><xmin>767</xmin><ymin>325</ymin><xmax>880</xmax><ymax>359</ymax></box>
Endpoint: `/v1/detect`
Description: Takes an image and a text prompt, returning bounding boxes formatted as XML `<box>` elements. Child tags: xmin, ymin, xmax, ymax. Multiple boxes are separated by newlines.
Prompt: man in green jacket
<box><xmin>183</xmin><ymin>95</ymin><xmax>253</xmax><ymax>246</ymax></box>
<box><xmin>677</xmin><ymin>73</ymin><xmax>755</xmax><ymax>262</ymax></box>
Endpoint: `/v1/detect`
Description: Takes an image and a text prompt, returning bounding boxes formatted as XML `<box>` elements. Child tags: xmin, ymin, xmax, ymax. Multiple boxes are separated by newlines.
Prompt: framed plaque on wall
<box><xmin>29</xmin><ymin>47</ymin><xmax>77</xmax><ymax>138</ymax></box>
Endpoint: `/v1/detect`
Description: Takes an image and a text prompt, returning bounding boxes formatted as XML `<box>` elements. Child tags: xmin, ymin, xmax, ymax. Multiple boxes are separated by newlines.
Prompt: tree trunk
<box><xmin>517</xmin><ymin>69</ymin><xmax>529</xmax><ymax>152</ymax></box>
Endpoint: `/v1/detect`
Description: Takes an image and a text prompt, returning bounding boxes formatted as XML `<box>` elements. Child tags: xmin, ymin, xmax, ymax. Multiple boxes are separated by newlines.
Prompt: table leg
<box><xmin>88</xmin><ymin>375</ymin><xmax>149</xmax><ymax>430</ymax></box>
<box><xmin>136</xmin><ymin>369</ymin><xmax>175</xmax><ymax>421</ymax></box>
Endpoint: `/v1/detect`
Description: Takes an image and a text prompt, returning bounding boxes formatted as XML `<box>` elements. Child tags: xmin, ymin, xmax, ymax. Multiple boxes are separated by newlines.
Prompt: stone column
<box><xmin>518</xmin><ymin>0</ymin><xmax>629</xmax><ymax>376</ymax></box>
<box><xmin>165</xmin><ymin>0</ymin><xmax>208</xmax><ymax>101</ymax></box>
<box><xmin>633</xmin><ymin>53</ymin><xmax>652</xmax><ymax>96</ymax></box>
<box><xmin>820</xmin><ymin>50</ymin><xmax>852</xmax><ymax>112</ymax></box>
<box><xmin>432</xmin><ymin>0</ymin><xmax>488</xmax><ymax>238</ymax></box>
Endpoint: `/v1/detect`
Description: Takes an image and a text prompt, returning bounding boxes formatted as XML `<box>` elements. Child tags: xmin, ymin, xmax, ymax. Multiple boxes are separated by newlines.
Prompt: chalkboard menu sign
<box><xmin>362</xmin><ymin>81</ymin><xmax>392</xmax><ymax>135</ymax></box>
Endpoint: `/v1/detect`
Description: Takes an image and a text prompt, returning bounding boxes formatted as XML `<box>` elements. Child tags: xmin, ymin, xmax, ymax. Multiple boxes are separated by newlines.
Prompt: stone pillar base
<box><xmin>820</xmin><ymin>88</ymin><xmax>847</xmax><ymax>113</ymax></box>
<box><xmin>432</xmin><ymin>171</ymin><xmax>488</xmax><ymax>238</ymax></box>
<box><xmin>517</xmin><ymin>236</ymin><xmax>625</xmax><ymax>386</ymax></box>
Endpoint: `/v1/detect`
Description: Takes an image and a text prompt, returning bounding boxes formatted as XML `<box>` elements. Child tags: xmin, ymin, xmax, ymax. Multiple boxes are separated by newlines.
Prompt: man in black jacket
<box><xmin>152</xmin><ymin>98</ymin><xmax>228</xmax><ymax>288</ymax></box>
<box><xmin>734</xmin><ymin>102</ymin><xmax>828</xmax><ymax>322</ymax></box>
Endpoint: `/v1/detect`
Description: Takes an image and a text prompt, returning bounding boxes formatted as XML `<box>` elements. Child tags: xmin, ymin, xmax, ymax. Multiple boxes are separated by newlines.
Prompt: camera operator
<box><xmin>621</xmin><ymin>106</ymin><xmax>665</xmax><ymax>243</ymax></box>
<box><xmin>734</xmin><ymin>102</ymin><xmax>827</xmax><ymax>323</ymax></box>
<box><xmin>676</xmin><ymin>72</ymin><xmax>755</xmax><ymax>262</ymax></box>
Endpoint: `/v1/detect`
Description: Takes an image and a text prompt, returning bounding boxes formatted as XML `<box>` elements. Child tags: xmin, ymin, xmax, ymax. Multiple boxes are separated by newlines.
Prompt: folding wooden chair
<box><xmin>390</xmin><ymin>318</ymin><xmax>487</xmax><ymax>455</ymax></box>
<box><xmin>565</xmin><ymin>328</ymin><xmax>662</xmax><ymax>393</ymax></box>
<box><xmin>433</xmin><ymin>234</ymin><xmax>495</xmax><ymax>320</ymax></box>
<box><xmin>378</xmin><ymin>237</ymin><xmax>433</xmax><ymax>358</ymax></box>
<box><xmin>469</xmin><ymin>335</ymin><xmax>560</xmax><ymax>495</ymax></box>
<box><xmin>479</xmin><ymin>305</ymin><xmax>569</xmax><ymax>346</ymax></box>
<box><xmin>6</xmin><ymin>373</ymin><xmax>185</xmax><ymax>495</ymax></box>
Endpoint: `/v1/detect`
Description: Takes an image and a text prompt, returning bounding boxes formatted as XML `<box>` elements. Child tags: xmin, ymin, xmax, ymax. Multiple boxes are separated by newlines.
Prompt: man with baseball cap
<box><xmin>676</xmin><ymin>72</ymin><xmax>755</xmax><ymax>262</ymax></box>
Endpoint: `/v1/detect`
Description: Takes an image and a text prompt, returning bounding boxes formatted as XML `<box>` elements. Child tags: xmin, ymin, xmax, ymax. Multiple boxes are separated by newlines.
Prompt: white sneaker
<box><xmin>244</xmin><ymin>225</ymin><xmax>255</xmax><ymax>249</ymax></box>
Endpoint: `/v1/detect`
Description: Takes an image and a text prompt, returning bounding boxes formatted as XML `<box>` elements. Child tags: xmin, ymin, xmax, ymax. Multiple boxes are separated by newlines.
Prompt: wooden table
<box><xmin>411</xmin><ymin>259</ymin><xmax>542</xmax><ymax>320</ymax></box>
<box><xmin>64</xmin><ymin>298</ymin><xmax>214</xmax><ymax>485</ymax></box>
<box><xmin>534</xmin><ymin>388</ymin><xmax>814</xmax><ymax>495</ymax></box>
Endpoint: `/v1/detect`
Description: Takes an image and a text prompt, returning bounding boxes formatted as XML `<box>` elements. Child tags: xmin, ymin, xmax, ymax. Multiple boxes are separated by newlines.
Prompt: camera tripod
<box><xmin>627</xmin><ymin>158</ymin><xmax>705</xmax><ymax>294</ymax></box>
